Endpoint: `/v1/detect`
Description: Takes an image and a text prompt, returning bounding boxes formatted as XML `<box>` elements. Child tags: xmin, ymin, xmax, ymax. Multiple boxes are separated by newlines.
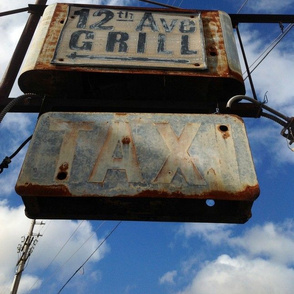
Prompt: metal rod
<box><xmin>0</xmin><ymin>0</ymin><xmax>47</xmax><ymax>102</ymax></box>
<box><xmin>235</xmin><ymin>26</ymin><xmax>258</xmax><ymax>100</ymax></box>
<box><xmin>0</xmin><ymin>7</ymin><xmax>29</xmax><ymax>17</ymax></box>
<box><xmin>230</xmin><ymin>14</ymin><xmax>294</xmax><ymax>26</ymax></box>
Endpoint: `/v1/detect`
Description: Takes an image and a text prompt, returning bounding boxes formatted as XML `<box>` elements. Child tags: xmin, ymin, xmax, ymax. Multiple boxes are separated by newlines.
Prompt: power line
<box><xmin>38</xmin><ymin>221</ymin><xmax>106</xmax><ymax>291</ymax></box>
<box><xmin>27</xmin><ymin>220</ymin><xmax>85</xmax><ymax>292</ymax></box>
<box><xmin>243</xmin><ymin>23</ymin><xmax>294</xmax><ymax>80</ymax></box>
<box><xmin>57</xmin><ymin>221</ymin><xmax>122</xmax><ymax>294</ymax></box>
<box><xmin>60</xmin><ymin>222</ymin><xmax>105</xmax><ymax>268</ymax></box>
<box><xmin>237</xmin><ymin>0</ymin><xmax>250</xmax><ymax>14</ymax></box>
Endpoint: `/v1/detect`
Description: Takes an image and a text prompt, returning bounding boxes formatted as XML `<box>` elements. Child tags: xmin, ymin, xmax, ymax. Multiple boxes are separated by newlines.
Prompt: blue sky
<box><xmin>1</xmin><ymin>0</ymin><xmax>294</xmax><ymax>293</ymax></box>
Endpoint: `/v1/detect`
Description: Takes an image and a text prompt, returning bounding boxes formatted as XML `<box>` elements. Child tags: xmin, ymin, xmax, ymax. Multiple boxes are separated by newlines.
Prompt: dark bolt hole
<box><xmin>210</xmin><ymin>51</ymin><xmax>217</xmax><ymax>56</ymax></box>
<box><xmin>57</xmin><ymin>171</ymin><xmax>67</xmax><ymax>180</ymax></box>
<box><xmin>219</xmin><ymin>125</ymin><xmax>228</xmax><ymax>132</ymax></box>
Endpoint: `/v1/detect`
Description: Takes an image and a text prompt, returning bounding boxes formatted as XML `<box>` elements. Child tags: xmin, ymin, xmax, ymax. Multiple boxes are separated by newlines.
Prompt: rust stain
<box><xmin>16</xmin><ymin>183</ymin><xmax>72</xmax><ymax>197</ymax></box>
<box><xmin>122</xmin><ymin>136</ymin><xmax>131</xmax><ymax>144</ymax></box>
<box><xmin>118</xmin><ymin>184</ymin><xmax>260</xmax><ymax>201</ymax></box>
<box><xmin>218</xmin><ymin>125</ymin><xmax>230</xmax><ymax>139</ymax></box>
<box><xmin>199</xmin><ymin>184</ymin><xmax>260</xmax><ymax>201</ymax></box>
<box><xmin>207</xmin><ymin>168</ymin><xmax>216</xmax><ymax>176</ymax></box>
<box><xmin>58</xmin><ymin>162</ymin><xmax>68</xmax><ymax>172</ymax></box>
<box><xmin>222</xmin><ymin>132</ymin><xmax>230</xmax><ymax>139</ymax></box>
<box><xmin>16</xmin><ymin>183</ymin><xmax>260</xmax><ymax>201</ymax></box>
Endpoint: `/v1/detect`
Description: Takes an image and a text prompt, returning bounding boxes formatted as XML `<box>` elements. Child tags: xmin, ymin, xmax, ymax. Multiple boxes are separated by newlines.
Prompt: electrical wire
<box><xmin>27</xmin><ymin>220</ymin><xmax>85</xmax><ymax>292</ymax></box>
<box><xmin>237</xmin><ymin>0</ymin><xmax>250</xmax><ymax>14</ymax></box>
<box><xmin>0</xmin><ymin>93</ymin><xmax>40</xmax><ymax>123</ymax></box>
<box><xmin>38</xmin><ymin>221</ymin><xmax>106</xmax><ymax>291</ymax></box>
<box><xmin>0</xmin><ymin>135</ymin><xmax>32</xmax><ymax>174</ymax></box>
<box><xmin>57</xmin><ymin>221</ymin><xmax>122</xmax><ymax>294</ymax></box>
<box><xmin>47</xmin><ymin>221</ymin><xmax>86</xmax><ymax>268</ymax></box>
<box><xmin>178</xmin><ymin>0</ymin><xmax>184</xmax><ymax>7</ymax></box>
<box><xmin>243</xmin><ymin>23</ymin><xmax>294</xmax><ymax>80</ymax></box>
<box><xmin>59</xmin><ymin>221</ymin><xmax>105</xmax><ymax>268</ymax></box>
<box><xmin>0</xmin><ymin>93</ymin><xmax>41</xmax><ymax>174</ymax></box>
<box><xmin>139</xmin><ymin>0</ymin><xmax>179</xmax><ymax>9</ymax></box>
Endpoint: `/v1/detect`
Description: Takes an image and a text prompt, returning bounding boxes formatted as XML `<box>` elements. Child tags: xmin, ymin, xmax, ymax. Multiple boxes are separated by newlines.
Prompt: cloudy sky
<box><xmin>1</xmin><ymin>0</ymin><xmax>294</xmax><ymax>293</ymax></box>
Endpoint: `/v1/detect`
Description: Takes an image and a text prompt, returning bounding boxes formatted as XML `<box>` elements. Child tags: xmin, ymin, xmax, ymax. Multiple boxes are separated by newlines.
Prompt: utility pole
<box><xmin>10</xmin><ymin>219</ymin><xmax>44</xmax><ymax>294</ymax></box>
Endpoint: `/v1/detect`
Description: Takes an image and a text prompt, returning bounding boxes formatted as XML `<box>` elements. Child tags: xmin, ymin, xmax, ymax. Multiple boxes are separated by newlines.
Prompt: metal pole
<box><xmin>0</xmin><ymin>0</ymin><xmax>47</xmax><ymax>101</ymax></box>
<box><xmin>10</xmin><ymin>220</ymin><xmax>36</xmax><ymax>294</ymax></box>
<box><xmin>235</xmin><ymin>25</ymin><xmax>258</xmax><ymax>100</ymax></box>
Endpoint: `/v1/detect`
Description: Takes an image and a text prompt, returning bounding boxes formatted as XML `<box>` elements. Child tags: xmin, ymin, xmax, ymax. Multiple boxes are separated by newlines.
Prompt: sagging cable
<box><xmin>0</xmin><ymin>93</ymin><xmax>41</xmax><ymax>123</ymax></box>
<box><xmin>0</xmin><ymin>135</ymin><xmax>32</xmax><ymax>174</ymax></box>
<box><xmin>0</xmin><ymin>93</ymin><xmax>41</xmax><ymax>174</ymax></box>
<box><xmin>226</xmin><ymin>95</ymin><xmax>294</xmax><ymax>150</ymax></box>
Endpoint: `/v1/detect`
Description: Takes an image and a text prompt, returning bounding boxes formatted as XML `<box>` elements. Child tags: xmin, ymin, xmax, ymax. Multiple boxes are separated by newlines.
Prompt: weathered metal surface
<box><xmin>16</xmin><ymin>112</ymin><xmax>259</xmax><ymax>222</ymax></box>
<box><xmin>18</xmin><ymin>4</ymin><xmax>245</xmax><ymax>104</ymax></box>
<box><xmin>52</xmin><ymin>7</ymin><xmax>207</xmax><ymax>70</ymax></box>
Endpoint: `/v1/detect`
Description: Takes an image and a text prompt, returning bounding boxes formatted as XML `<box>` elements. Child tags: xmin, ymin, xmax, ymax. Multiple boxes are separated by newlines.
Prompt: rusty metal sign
<box><xmin>51</xmin><ymin>5</ymin><xmax>207</xmax><ymax>70</ymax></box>
<box><xmin>18</xmin><ymin>4</ymin><xmax>245</xmax><ymax>102</ymax></box>
<box><xmin>16</xmin><ymin>113</ymin><xmax>259</xmax><ymax>222</ymax></box>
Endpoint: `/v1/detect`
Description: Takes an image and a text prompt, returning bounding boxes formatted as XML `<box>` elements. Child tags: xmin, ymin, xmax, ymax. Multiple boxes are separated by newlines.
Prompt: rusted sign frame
<box><xmin>16</xmin><ymin>112</ymin><xmax>259</xmax><ymax>223</ymax></box>
<box><xmin>16</xmin><ymin>4</ymin><xmax>247</xmax><ymax>112</ymax></box>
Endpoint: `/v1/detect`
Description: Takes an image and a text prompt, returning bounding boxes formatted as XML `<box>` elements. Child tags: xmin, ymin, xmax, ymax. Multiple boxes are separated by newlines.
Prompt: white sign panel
<box><xmin>52</xmin><ymin>6</ymin><xmax>207</xmax><ymax>70</ymax></box>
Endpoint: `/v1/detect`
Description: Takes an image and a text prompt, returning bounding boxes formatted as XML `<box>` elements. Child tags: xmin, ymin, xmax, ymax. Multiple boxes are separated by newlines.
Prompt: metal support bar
<box><xmin>0</xmin><ymin>7</ymin><xmax>29</xmax><ymax>17</ymax></box>
<box><xmin>0</xmin><ymin>0</ymin><xmax>47</xmax><ymax>102</ymax></box>
<box><xmin>230</xmin><ymin>14</ymin><xmax>294</xmax><ymax>26</ymax></box>
<box><xmin>235</xmin><ymin>26</ymin><xmax>258</xmax><ymax>100</ymax></box>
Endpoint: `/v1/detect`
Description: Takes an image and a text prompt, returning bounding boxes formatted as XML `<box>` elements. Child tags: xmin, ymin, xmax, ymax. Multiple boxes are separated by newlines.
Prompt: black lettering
<box><xmin>160</xmin><ymin>18</ymin><xmax>177</xmax><ymax>32</ymax></box>
<box><xmin>106</xmin><ymin>32</ymin><xmax>129</xmax><ymax>52</ymax></box>
<box><xmin>90</xmin><ymin>9</ymin><xmax>114</xmax><ymax>30</ymax></box>
<box><xmin>136</xmin><ymin>12</ymin><xmax>159</xmax><ymax>32</ymax></box>
<box><xmin>181</xmin><ymin>35</ymin><xmax>197</xmax><ymax>55</ymax></box>
<box><xmin>157</xmin><ymin>34</ymin><xmax>172</xmax><ymax>54</ymax></box>
<box><xmin>74</xmin><ymin>8</ymin><xmax>89</xmax><ymax>29</ymax></box>
<box><xmin>179</xmin><ymin>20</ymin><xmax>196</xmax><ymax>33</ymax></box>
<box><xmin>137</xmin><ymin>32</ymin><xmax>146</xmax><ymax>53</ymax></box>
<box><xmin>117</xmin><ymin>11</ymin><xmax>124</xmax><ymax>18</ymax></box>
<box><xmin>69</xmin><ymin>31</ymin><xmax>94</xmax><ymax>50</ymax></box>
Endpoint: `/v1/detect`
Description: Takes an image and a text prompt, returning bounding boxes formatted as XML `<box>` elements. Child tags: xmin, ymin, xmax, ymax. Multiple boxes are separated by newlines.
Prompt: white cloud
<box><xmin>0</xmin><ymin>201</ymin><xmax>109</xmax><ymax>293</ymax></box>
<box><xmin>0</xmin><ymin>113</ymin><xmax>38</xmax><ymax>197</ymax></box>
<box><xmin>159</xmin><ymin>270</ymin><xmax>177</xmax><ymax>285</ymax></box>
<box><xmin>177</xmin><ymin>254</ymin><xmax>294</xmax><ymax>294</ymax></box>
<box><xmin>235</xmin><ymin>27</ymin><xmax>294</xmax><ymax>163</ymax></box>
<box><xmin>176</xmin><ymin>221</ymin><xmax>294</xmax><ymax>294</ymax></box>
<box><xmin>178</xmin><ymin>223</ymin><xmax>234</xmax><ymax>245</ymax></box>
<box><xmin>239</xmin><ymin>29</ymin><xmax>294</xmax><ymax>111</ymax></box>
<box><xmin>247</xmin><ymin>0</ymin><xmax>294</xmax><ymax>13</ymax></box>
<box><xmin>1</xmin><ymin>113</ymin><xmax>36</xmax><ymax>136</ymax></box>
<box><xmin>0</xmin><ymin>202</ymin><xmax>37</xmax><ymax>292</ymax></box>
<box><xmin>229</xmin><ymin>221</ymin><xmax>294</xmax><ymax>265</ymax></box>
